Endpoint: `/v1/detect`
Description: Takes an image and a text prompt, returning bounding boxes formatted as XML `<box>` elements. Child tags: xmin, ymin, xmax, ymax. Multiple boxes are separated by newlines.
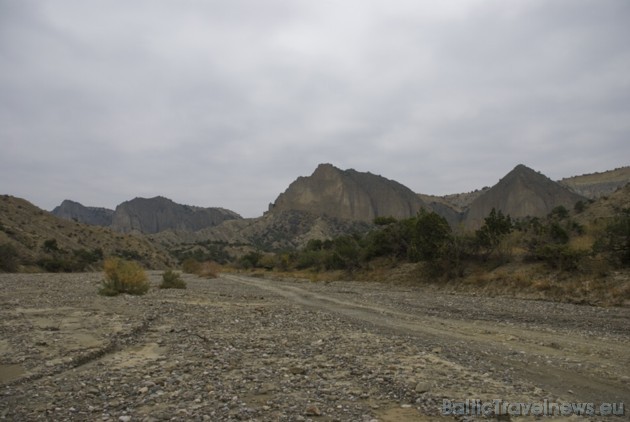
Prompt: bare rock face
<box><xmin>269</xmin><ymin>164</ymin><xmax>428</xmax><ymax>221</ymax></box>
<box><xmin>52</xmin><ymin>200</ymin><xmax>114</xmax><ymax>227</ymax></box>
<box><xmin>463</xmin><ymin>164</ymin><xmax>586</xmax><ymax>228</ymax></box>
<box><xmin>110</xmin><ymin>196</ymin><xmax>242</xmax><ymax>234</ymax></box>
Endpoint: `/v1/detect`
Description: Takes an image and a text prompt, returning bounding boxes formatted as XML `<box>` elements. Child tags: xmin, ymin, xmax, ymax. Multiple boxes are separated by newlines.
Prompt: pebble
<box><xmin>0</xmin><ymin>272</ymin><xmax>627</xmax><ymax>422</ymax></box>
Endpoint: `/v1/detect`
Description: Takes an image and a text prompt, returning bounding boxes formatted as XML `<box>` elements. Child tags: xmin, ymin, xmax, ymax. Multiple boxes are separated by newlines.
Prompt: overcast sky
<box><xmin>1</xmin><ymin>0</ymin><xmax>628</xmax><ymax>217</ymax></box>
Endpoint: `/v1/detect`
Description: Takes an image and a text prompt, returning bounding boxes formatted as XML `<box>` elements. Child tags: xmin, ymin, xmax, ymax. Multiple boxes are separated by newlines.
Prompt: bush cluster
<box><xmin>159</xmin><ymin>270</ymin><xmax>187</xmax><ymax>289</ymax></box>
<box><xmin>99</xmin><ymin>258</ymin><xmax>149</xmax><ymax>296</ymax></box>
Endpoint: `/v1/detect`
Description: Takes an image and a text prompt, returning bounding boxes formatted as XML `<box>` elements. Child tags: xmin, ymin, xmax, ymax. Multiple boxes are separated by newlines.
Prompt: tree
<box><xmin>414</xmin><ymin>210</ymin><xmax>452</xmax><ymax>262</ymax></box>
<box><xmin>42</xmin><ymin>238</ymin><xmax>59</xmax><ymax>253</ymax></box>
<box><xmin>475</xmin><ymin>208</ymin><xmax>513</xmax><ymax>261</ymax></box>
<box><xmin>594</xmin><ymin>208</ymin><xmax>630</xmax><ymax>267</ymax></box>
<box><xmin>326</xmin><ymin>235</ymin><xmax>360</xmax><ymax>270</ymax></box>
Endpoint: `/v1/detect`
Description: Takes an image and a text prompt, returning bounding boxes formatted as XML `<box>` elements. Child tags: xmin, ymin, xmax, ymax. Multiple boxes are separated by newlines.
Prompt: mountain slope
<box><xmin>269</xmin><ymin>163</ymin><xmax>429</xmax><ymax>221</ymax></box>
<box><xmin>150</xmin><ymin>209</ymin><xmax>371</xmax><ymax>251</ymax></box>
<box><xmin>110</xmin><ymin>196</ymin><xmax>242</xmax><ymax>234</ymax></box>
<box><xmin>463</xmin><ymin>164</ymin><xmax>586</xmax><ymax>228</ymax></box>
<box><xmin>52</xmin><ymin>199</ymin><xmax>114</xmax><ymax>226</ymax></box>
<box><xmin>559</xmin><ymin>166</ymin><xmax>630</xmax><ymax>199</ymax></box>
<box><xmin>0</xmin><ymin>195</ymin><xmax>173</xmax><ymax>270</ymax></box>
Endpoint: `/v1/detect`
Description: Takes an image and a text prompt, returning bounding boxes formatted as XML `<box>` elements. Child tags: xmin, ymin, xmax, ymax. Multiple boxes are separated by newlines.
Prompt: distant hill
<box><xmin>151</xmin><ymin>209</ymin><xmax>371</xmax><ymax>251</ymax></box>
<box><xmin>269</xmin><ymin>163</ymin><xmax>430</xmax><ymax>222</ymax></box>
<box><xmin>462</xmin><ymin>164</ymin><xmax>586</xmax><ymax>228</ymax></box>
<box><xmin>559</xmin><ymin>166</ymin><xmax>630</xmax><ymax>199</ymax></box>
<box><xmin>52</xmin><ymin>199</ymin><xmax>114</xmax><ymax>226</ymax></box>
<box><xmin>52</xmin><ymin>197</ymin><xmax>243</xmax><ymax>235</ymax></box>
<box><xmin>0</xmin><ymin>195</ymin><xmax>173</xmax><ymax>270</ymax></box>
<box><xmin>110</xmin><ymin>196</ymin><xmax>242</xmax><ymax>234</ymax></box>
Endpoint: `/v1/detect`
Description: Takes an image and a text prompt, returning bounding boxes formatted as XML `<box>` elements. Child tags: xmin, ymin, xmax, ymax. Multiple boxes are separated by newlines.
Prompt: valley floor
<box><xmin>0</xmin><ymin>272</ymin><xmax>628</xmax><ymax>421</ymax></box>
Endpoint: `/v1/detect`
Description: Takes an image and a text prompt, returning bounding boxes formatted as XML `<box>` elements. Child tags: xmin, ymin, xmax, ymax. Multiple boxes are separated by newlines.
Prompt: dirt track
<box><xmin>1</xmin><ymin>272</ymin><xmax>628</xmax><ymax>421</ymax></box>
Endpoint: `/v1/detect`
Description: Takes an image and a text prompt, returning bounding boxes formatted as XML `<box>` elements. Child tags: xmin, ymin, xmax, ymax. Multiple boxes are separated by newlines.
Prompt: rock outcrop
<box><xmin>269</xmin><ymin>163</ymin><xmax>429</xmax><ymax>222</ymax></box>
<box><xmin>110</xmin><ymin>196</ymin><xmax>242</xmax><ymax>234</ymax></box>
<box><xmin>463</xmin><ymin>164</ymin><xmax>586</xmax><ymax>228</ymax></box>
<box><xmin>52</xmin><ymin>200</ymin><xmax>114</xmax><ymax>227</ymax></box>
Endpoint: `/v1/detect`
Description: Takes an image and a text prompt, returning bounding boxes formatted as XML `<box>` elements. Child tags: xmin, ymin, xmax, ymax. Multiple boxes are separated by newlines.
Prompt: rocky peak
<box><xmin>110</xmin><ymin>196</ymin><xmax>242</xmax><ymax>234</ymax></box>
<box><xmin>463</xmin><ymin>164</ymin><xmax>586</xmax><ymax>228</ymax></box>
<box><xmin>52</xmin><ymin>200</ymin><xmax>114</xmax><ymax>227</ymax></box>
<box><xmin>269</xmin><ymin>164</ymin><xmax>428</xmax><ymax>221</ymax></box>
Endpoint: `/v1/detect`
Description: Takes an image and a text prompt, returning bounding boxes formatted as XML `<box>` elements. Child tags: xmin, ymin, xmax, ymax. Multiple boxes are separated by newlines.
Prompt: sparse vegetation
<box><xmin>182</xmin><ymin>259</ymin><xmax>220</xmax><ymax>278</ymax></box>
<box><xmin>159</xmin><ymin>269</ymin><xmax>187</xmax><ymax>289</ymax></box>
<box><xmin>99</xmin><ymin>258</ymin><xmax>149</xmax><ymax>296</ymax></box>
<box><xmin>172</xmin><ymin>240</ymin><xmax>233</xmax><ymax>265</ymax></box>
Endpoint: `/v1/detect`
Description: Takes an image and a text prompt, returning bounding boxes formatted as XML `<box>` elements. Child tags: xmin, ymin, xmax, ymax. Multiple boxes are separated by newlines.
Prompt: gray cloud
<box><xmin>1</xmin><ymin>0</ymin><xmax>629</xmax><ymax>217</ymax></box>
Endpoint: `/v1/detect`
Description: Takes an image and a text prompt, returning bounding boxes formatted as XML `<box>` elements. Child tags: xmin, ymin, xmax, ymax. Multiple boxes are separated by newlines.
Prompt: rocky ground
<box><xmin>0</xmin><ymin>272</ymin><xmax>628</xmax><ymax>421</ymax></box>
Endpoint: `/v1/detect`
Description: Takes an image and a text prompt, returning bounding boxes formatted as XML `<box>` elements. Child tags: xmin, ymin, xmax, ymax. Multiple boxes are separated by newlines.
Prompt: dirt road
<box><xmin>1</xmin><ymin>272</ymin><xmax>628</xmax><ymax>421</ymax></box>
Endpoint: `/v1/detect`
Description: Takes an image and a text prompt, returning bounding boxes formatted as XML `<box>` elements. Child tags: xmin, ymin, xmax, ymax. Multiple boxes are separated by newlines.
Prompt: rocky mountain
<box><xmin>268</xmin><ymin>163</ymin><xmax>430</xmax><ymax>222</ymax></box>
<box><xmin>0</xmin><ymin>195</ymin><xmax>173</xmax><ymax>270</ymax></box>
<box><xmin>462</xmin><ymin>164</ymin><xmax>586</xmax><ymax>228</ymax></box>
<box><xmin>559</xmin><ymin>166</ymin><xmax>630</xmax><ymax>199</ymax></box>
<box><xmin>110</xmin><ymin>196</ymin><xmax>242</xmax><ymax>234</ymax></box>
<box><xmin>52</xmin><ymin>199</ymin><xmax>114</xmax><ymax>226</ymax></box>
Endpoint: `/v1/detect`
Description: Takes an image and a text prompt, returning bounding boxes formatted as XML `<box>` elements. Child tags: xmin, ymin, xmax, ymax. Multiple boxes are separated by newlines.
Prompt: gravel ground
<box><xmin>0</xmin><ymin>272</ymin><xmax>628</xmax><ymax>421</ymax></box>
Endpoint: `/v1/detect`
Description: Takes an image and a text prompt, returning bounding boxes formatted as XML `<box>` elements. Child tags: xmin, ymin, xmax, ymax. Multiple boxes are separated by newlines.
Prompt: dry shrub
<box><xmin>197</xmin><ymin>261</ymin><xmax>221</xmax><ymax>279</ymax></box>
<box><xmin>181</xmin><ymin>258</ymin><xmax>201</xmax><ymax>274</ymax></box>
<box><xmin>99</xmin><ymin>258</ymin><xmax>149</xmax><ymax>296</ymax></box>
<box><xmin>181</xmin><ymin>259</ymin><xmax>220</xmax><ymax>278</ymax></box>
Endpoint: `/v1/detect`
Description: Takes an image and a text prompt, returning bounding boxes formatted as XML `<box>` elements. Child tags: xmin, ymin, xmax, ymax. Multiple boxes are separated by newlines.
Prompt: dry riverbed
<box><xmin>0</xmin><ymin>272</ymin><xmax>628</xmax><ymax>421</ymax></box>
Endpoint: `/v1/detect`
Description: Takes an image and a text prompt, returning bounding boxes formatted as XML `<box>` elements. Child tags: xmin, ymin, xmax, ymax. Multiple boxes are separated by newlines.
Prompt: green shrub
<box><xmin>99</xmin><ymin>258</ymin><xmax>149</xmax><ymax>296</ymax></box>
<box><xmin>0</xmin><ymin>243</ymin><xmax>19</xmax><ymax>272</ymax></box>
<box><xmin>37</xmin><ymin>257</ymin><xmax>75</xmax><ymax>272</ymax></box>
<box><xmin>159</xmin><ymin>269</ymin><xmax>187</xmax><ymax>289</ymax></box>
<box><xmin>42</xmin><ymin>238</ymin><xmax>60</xmax><ymax>253</ymax></box>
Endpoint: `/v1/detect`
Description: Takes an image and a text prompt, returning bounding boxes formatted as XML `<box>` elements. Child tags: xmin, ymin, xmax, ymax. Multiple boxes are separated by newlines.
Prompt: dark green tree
<box><xmin>475</xmin><ymin>208</ymin><xmax>513</xmax><ymax>260</ymax></box>
<box><xmin>414</xmin><ymin>210</ymin><xmax>452</xmax><ymax>262</ymax></box>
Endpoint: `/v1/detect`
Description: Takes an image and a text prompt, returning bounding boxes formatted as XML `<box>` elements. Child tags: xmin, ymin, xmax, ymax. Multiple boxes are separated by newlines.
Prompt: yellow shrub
<box><xmin>99</xmin><ymin>258</ymin><xmax>149</xmax><ymax>296</ymax></box>
<box><xmin>181</xmin><ymin>258</ymin><xmax>201</xmax><ymax>274</ymax></box>
<box><xmin>197</xmin><ymin>261</ymin><xmax>221</xmax><ymax>279</ymax></box>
